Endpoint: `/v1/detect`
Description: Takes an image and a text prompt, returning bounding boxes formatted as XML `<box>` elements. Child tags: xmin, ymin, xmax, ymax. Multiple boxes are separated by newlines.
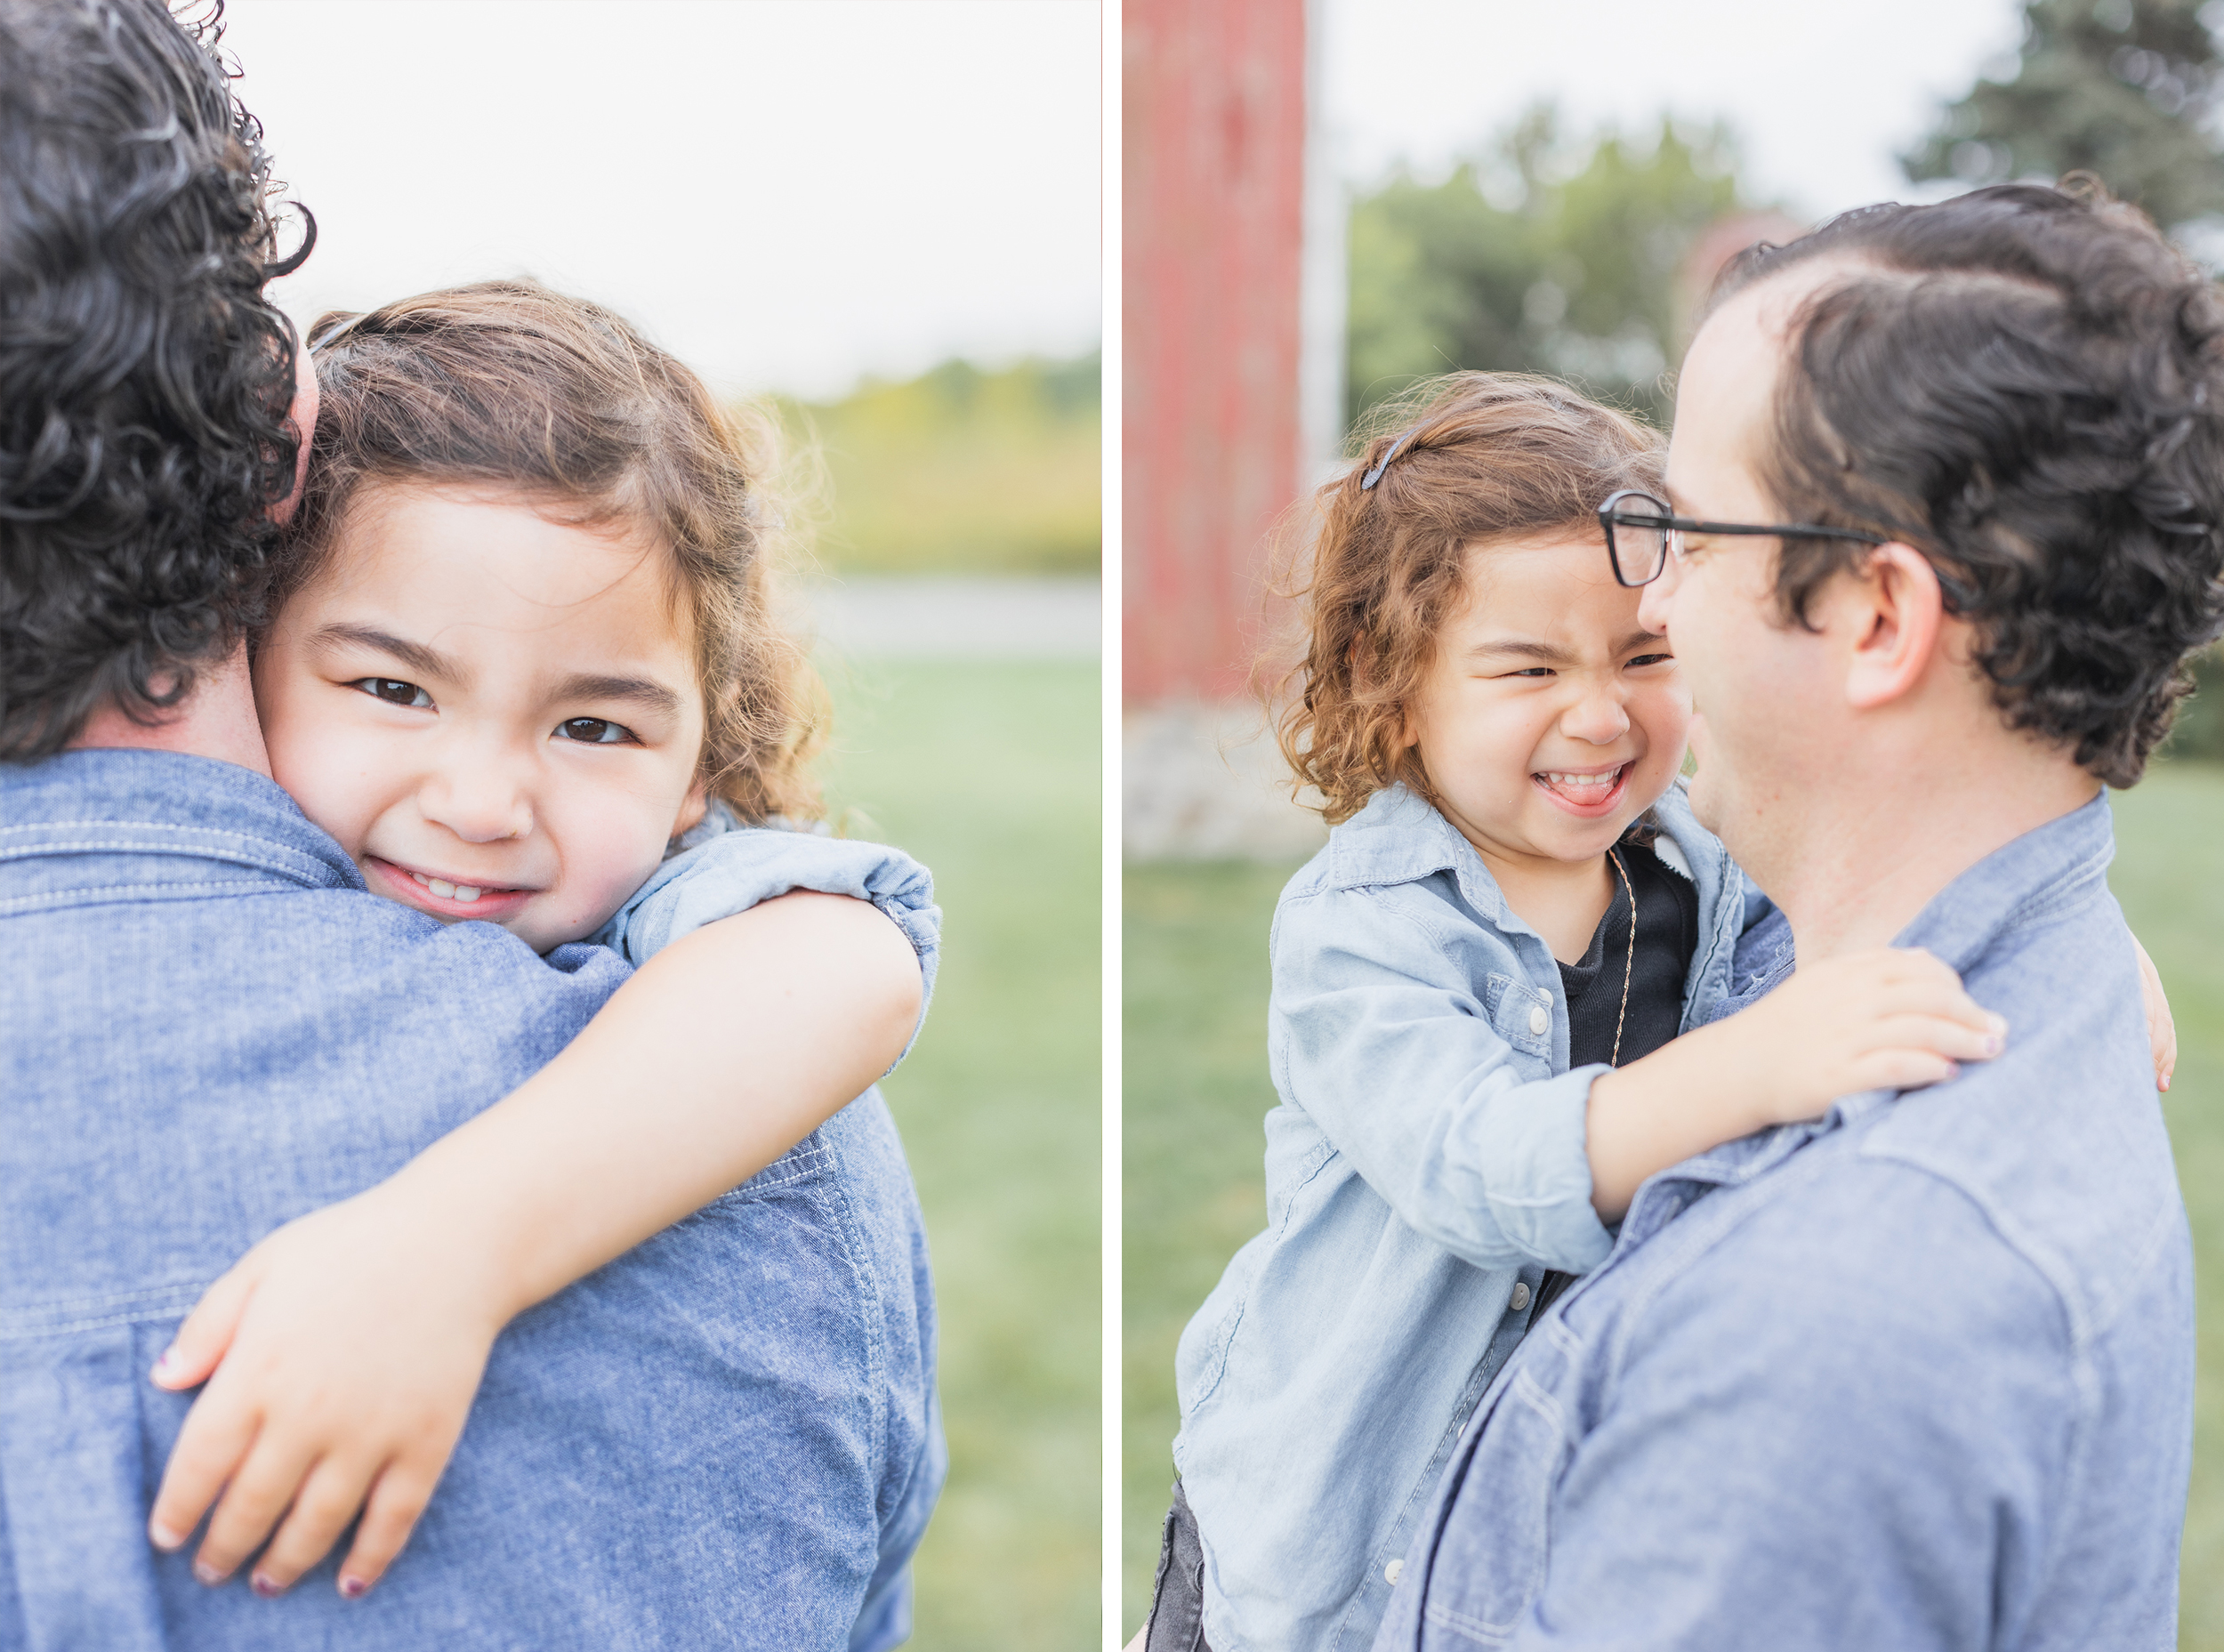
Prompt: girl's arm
<box><xmin>146</xmin><ymin>882</ymin><xmax>924</xmax><ymax>1599</ymax></box>
<box><xmin>1587</xmin><ymin>930</ymin><xmax>2179</xmax><ymax>1219</ymax></box>
<box><xmin>1583</xmin><ymin>946</ymin><xmax>2001</xmax><ymax>1219</ymax></box>
<box><xmin>1272</xmin><ymin>888</ymin><xmax>1999</xmax><ymax>1275</ymax></box>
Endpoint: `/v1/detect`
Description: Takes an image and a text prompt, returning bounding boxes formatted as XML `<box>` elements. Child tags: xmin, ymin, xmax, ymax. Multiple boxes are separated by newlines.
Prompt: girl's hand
<box><xmin>146</xmin><ymin>1187</ymin><xmax>510</xmax><ymax>1600</ymax></box>
<box><xmin>1735</xmin><ymin>947</ymin><xmax>2005</xmax><ymax>1124</ymax></box>
<box><xmin>2132</xmin><ymin>934</ymin><xmax>2177</xmax><ymax>1092</ymax></box>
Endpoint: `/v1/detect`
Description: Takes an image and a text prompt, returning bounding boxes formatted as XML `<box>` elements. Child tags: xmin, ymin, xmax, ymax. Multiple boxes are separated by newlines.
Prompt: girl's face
<box><xmin>254</xmin><ymin>482</ymin><xmax>709</xmax><ymax>954</ymax></box>
<box><xmin>1403</xmin><ymin>533</ymin><xmax>1691</xmax><ymax>874</ymax></box>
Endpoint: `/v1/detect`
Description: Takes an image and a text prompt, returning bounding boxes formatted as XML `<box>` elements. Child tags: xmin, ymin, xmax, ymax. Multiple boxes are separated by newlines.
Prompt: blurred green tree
<box><xmin>786</xmin><ymin>351</ymin><xmax>1100</xmax><ymax>576</ymax></box>
<box><xmin>1903</xmin><ymin>0</ymin><xmax>2224</xmax><ymax>230</ymax></box>
<box><xmin>1345</xmin><ymin>107</ymin><xmax>1752</xmax><ymax>429</ymax></box>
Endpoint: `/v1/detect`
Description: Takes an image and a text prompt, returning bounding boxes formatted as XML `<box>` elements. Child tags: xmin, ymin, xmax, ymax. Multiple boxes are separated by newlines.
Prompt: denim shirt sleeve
<box><xmin>1271</xmin><ymin>884</ymin><xmax>1614</xmax><ymax>1273</ymax></box>
<box><xmin>590</xmin><ymin>806</ymin><xmax>940</xmax><ymax>1075</ymax></box>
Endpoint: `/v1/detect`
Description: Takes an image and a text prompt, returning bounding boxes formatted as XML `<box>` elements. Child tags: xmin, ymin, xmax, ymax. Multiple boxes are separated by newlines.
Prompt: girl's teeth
<box><xmin>407</xmin><ymin>871</ymin><xmax>484</xmax><ymax>903</ymax></box>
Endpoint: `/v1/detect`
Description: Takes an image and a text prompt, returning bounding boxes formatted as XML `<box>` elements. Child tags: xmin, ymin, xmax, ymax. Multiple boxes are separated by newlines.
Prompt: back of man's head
<box><xmin>0</xmin><ymin>0</ymin><xmax>304</xmax><ymax>760</ymax></box>
<box><xmin>1712</xmin><ymin>182</ymin><xmax>2224</xmax><ymax>787</ymax></box>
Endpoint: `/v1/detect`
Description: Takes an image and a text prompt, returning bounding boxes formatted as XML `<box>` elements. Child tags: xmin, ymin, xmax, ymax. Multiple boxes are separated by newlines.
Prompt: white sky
<box><xmin>1321</xmin><ymin>0</ymin><xmax>2029</xmax><ymax>221</ymax></box>
<box><xmin>221</xmin><ymin>0</ymin><xmax>1102</xmax><ymax>401</ymax></box>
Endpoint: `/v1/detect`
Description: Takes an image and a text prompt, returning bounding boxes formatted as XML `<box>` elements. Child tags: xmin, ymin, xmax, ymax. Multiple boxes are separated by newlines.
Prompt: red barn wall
<box><xmin>1122</xmin><ymin>0</ymin><xmax>1307</xmax><ymax>704</ymax></box>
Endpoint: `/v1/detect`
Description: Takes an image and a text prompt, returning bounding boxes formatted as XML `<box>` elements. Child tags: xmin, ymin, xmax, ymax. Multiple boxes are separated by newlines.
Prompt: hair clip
<box><xmin>308</xmin><ymin>312</ymin><xmax>372</xmax><ymax>354</ymax></box>
<box><xmin>1359</xmin><ymin>424</ymin><xmax>1423</xmax><ymax>490</ymax></box>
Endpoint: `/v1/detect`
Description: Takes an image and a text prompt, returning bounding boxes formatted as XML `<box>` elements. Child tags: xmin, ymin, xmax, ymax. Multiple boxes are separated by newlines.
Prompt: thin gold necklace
<box><xmin>1607</xmin><ymin>848</ymin><xmax>1636</xmax><ymax>1068</ymax></box>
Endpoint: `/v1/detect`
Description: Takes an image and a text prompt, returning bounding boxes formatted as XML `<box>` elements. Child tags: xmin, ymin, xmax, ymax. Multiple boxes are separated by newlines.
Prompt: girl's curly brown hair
<box><xmin>280</xmin><ymin>279</ymin><xmax>824</xmax><ymax>824</ymax></box>
<box><xmin>1264</xmin><ymin>373</ymin><xmax>1664</xmax><ymax>824</ymax></box>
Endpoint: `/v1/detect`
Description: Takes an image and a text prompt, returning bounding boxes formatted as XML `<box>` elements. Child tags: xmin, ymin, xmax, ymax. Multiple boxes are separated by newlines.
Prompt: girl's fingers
<box><xmin>192</xmin><ymin>1430</ymin><xmax>319</xmax><ymax>1585</ymax></box>
<box><xmin>1850</xmin><ymin>1049</ymin><xmax>1961</xmax><ymax>1093</ymax></box>
<box><xmin>248</xmin><ymin>1455</ymin><xmax>379</xmax><ymax>1595</ymax></box>
<box><xmin>1861</xmin><ymin>1012</ymin><xmax>2005</xmax><ymax>1064</ymax></box>
<box><xmin>1849</xmin><ymin>974</ymin><xmax>2004</xmax><ymax>1038</ymax></box>
<box><xmin>151</xmin><ymin>1267</ymin><xmax>258</xmax><ymax>1392</ymax></box>
<box><xmin>335</xmin><ymin>1462</ymin><xmax>439</xmax><ymax>1599</ymax></box>
<box><xmin>149</xmin><ymin>1394</ymin><xmax>261</xmax><ymax>1555</ymax></box>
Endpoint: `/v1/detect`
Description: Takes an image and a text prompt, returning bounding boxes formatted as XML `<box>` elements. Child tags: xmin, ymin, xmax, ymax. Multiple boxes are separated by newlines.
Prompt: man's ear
<box><xmin>673</xmin><ymin>778</ymin><xmax>710</xmax><ymax>840</ymax></box>
<box><xmin>1843</xmin><ymin>542</ymin><xmax>1945</xmax><ymax>711</ymax></box>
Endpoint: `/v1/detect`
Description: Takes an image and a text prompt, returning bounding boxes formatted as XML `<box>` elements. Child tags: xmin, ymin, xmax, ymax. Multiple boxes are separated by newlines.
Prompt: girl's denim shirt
<box><xmin>594</xmin><ymin>801</ymin><xmax>941</xmax><ymax>1076</ymax></box>
<box><xmin>1171</xmin><ymin>779</ymin><xmax>1745</xmax><ymax>1652</ymax></box>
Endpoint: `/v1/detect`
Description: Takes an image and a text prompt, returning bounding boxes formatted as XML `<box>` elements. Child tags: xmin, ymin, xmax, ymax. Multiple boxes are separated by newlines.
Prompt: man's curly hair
<box><xmin>0</xmin><ymin>0</ymin><xmax>309</xmax><ymax>759</ymax></box>
<box><xmin>1711</xmin><ymin>181</ymin><xmax>2224</xmax><ymax>787</ymax></box>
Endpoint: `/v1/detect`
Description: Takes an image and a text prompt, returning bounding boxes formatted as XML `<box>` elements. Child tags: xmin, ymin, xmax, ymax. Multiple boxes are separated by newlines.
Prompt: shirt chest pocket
<box><xmin>1419</xmin><ymin>1329</ymin><xmax>1582</xmax><ymax>1648</ymax></box>
<box><xmin>1482</xmin><ymin>972</ymin><xmax>1555</xmax><ymax>1062</ymax></box>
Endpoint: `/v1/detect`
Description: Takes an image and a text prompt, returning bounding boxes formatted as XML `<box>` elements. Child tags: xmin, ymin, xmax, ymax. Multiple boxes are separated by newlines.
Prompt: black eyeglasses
<box><xmin>1597</xmin><ymin>488</ymin><xmax>1888</xmax><ymax>588</ymax></box>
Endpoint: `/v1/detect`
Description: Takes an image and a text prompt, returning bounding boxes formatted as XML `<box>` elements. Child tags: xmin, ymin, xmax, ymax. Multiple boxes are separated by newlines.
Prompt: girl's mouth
<box><xmin>366</xmin><ymin>856</ymin><xmax>537</xmax><ymax>921</ymax></box>
<box><xmin>1532</xmin><ymin>763</ymin><xmax>1632</xmax><ymax>818</ymax></box>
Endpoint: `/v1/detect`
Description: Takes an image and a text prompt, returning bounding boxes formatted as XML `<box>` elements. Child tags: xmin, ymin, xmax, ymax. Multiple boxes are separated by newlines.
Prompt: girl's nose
<box><xmin>1562</xmin><ymin>684</ymin><xmax>1632</xmax><ymax>745</ymax></box>
<box><xmin>417</xmin><ymin>757</ymin><xmax>534</xmax><ymax>844</ymax></box>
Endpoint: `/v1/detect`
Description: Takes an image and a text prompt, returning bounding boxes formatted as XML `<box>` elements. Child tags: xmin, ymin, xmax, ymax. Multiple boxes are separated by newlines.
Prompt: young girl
<box><xmin>1145</xmin><ymin>374</ymin><xmax>2159</xmax><ymax>1652</ymax></box>
<box><xmin>138</xmin><ymin>281</ymin><xmax>941</xmax><ymax>1626</ymax></box>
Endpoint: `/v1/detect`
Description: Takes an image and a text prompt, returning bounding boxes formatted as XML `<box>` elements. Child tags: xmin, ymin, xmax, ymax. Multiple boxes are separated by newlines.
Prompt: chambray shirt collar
<box><xmin>0</xmin><ymin>749</ymin><xmax>363</xmax><ymax>899</ymax></box>
<box><xmin>1327</xmin><ymin>784</ymin><xmax>1519</xmax><ymax>928</ymax></box>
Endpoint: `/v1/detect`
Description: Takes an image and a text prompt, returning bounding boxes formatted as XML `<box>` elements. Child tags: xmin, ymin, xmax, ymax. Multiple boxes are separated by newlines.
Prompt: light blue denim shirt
<box><xmin>596</xmin><ymin>800</ymin><xmax>942</xmax><ymax>1071</ymax></box>
<box><xmin>1374</xmin><ymin>793</ymin><xmax>2193</xmax><ymax>1652</ymax></box>
<box><xmin>0</xmin><ymin>750</ymin><xmax>943</xmax><ymax>1651</ymax></box>
<box><xmin>1172</xmin><ymin>780</ymin><xmax>1745</xmax><ymax>1652</ymax></box>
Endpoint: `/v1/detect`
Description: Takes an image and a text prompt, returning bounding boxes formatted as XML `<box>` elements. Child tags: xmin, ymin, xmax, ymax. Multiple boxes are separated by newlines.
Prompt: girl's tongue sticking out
<box><xmin>1533</xmin><ymin>762</ymin><xmax>1632</xmax><ymax>818</ymax></box>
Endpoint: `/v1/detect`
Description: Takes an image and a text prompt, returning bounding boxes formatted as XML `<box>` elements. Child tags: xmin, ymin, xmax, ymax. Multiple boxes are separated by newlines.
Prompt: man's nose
<box><xmin>417</xmin><ymin>748</ymin><xmax>535</xmax><ymax>843</ymax></box>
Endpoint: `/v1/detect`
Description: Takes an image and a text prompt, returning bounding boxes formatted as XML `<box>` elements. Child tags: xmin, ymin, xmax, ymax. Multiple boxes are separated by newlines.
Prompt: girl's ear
<box><xmin>270</xmin><ymin>326</ymin><xmax>318</xmax><ymax>528</ymax></box>
<box><xmin>673</xmin><ymin>778</ymin><xmax>710</xmax><ymax>839</ymax></box>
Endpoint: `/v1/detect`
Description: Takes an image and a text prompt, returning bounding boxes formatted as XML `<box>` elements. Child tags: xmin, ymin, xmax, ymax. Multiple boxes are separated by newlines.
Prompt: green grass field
<box><xmin>1122</xmin><ymin>763</ymin><xmax>2224</xmax><ymax>1644</ymax></box>
<box><xmin>820</xmin><ymin>658</ymin><xmax>1100</xmax><ymax>1648</ymax></box>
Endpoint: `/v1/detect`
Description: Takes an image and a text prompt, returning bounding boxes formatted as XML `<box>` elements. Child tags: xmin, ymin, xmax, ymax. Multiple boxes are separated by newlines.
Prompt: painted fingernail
<box><xmin>339</xmin><ymin>1575</ymin><xmax>370</xmax><ymax>1600</ymax></box>
<box><xmin>193</xmin><ymin>1559</ymin><xmax>226</xmax><ymax>1586</ymax></box>
<box><xmin>1987</xmin><ymin>1013</ymin><xmax>2009</xmax><ymax>1036</ymax></box>
<box><xmin>149</xmin><ymin>1347</ymin><xmax>177</xmax><ymax>1382</ymax></box>
<box><xmin>251</xmin><ymin>1572</ymin><xmax>282</xmax><ymax>1599</ymax></box>
<box><xmin>1984</xmin><ymin>1034</ymin><xmax>2003</xmax><ymax>1056</ymax></box>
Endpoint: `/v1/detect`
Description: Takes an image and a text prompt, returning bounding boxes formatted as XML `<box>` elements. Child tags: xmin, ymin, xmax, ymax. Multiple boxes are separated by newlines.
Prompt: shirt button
<box><xmin>1511</xmin><ymin>1282</ymin><xmax>1531</xmax><ymax>1311</ymax></box>
<box><xmin>1385</xmin><ymin>1558</ymin><xmax>1405</xmax><ymax>1586</ymax></box>
<box><xmin>1528</xmin><ymin>1005</ymin><xmax>1550</xmax><ymax>1035</ymax></box>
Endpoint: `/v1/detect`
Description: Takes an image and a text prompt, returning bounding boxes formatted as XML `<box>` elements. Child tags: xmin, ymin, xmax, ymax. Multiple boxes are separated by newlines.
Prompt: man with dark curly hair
<box><xmin>0</xmin><ymin>4</ymin><xmax>937</xmax><ymax>1647</ymax></box>
<box><xmin>1375</xmin><ymin>184</ymin><xmax>2221</xmax><ymax>1651</ymax></box>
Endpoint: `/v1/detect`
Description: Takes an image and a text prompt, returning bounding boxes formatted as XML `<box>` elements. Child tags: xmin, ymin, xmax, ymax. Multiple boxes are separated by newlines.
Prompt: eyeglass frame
<box><xmin>1595</xmin><ymin>488</ymin><xmax>1890</xmax><ymax>589</ymax></box>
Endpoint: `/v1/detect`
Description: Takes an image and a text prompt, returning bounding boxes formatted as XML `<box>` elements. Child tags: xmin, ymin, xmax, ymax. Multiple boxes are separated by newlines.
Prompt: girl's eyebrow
<box><xmin>1467</xmin><ymin>639</ymin><xmax>1571</xmax><ymax>664</ymax></box>
<box><xmin>311</xmin><ymin>622</ymin><xmax>462</xmax><ymax>684</ymax></box>
<box><xmin>556</xmin><ymin>672</ymin><xmax>683</xmax><ymax>719</ymax></box>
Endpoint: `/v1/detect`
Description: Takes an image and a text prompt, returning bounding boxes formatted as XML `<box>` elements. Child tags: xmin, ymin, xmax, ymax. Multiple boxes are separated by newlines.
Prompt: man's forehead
<box><xmin>1670</xmin><ymin>253</ymin><xmax>1878</xmax><ymax>502</ymax></box>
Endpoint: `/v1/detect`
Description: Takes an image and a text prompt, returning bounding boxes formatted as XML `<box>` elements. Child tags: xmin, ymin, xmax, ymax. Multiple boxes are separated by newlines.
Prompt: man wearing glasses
<box><xmin>1375</xmin><ymin>184</ymin><xmax>2217</xmax><ymax>1650</ymax></box>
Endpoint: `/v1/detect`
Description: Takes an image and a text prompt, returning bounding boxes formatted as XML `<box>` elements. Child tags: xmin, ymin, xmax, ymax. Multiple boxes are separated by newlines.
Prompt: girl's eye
<box><xmin>350</xmin><ymin>677</ymin><xmax>432</xmax><ymax>709</ymax></box>
<box><xmin>554</xmin><ymin>717</ymin><xmax>636</xmax><ymax>745</ymax></box>
<box><xmin>1504</xmin><ymin>666</ymin><xmax>1556</xmax><ymax>679</ymax></box>
<box><xmin>1627</xmin><ymin>653</ymin><xmax>1675</xmax><ymax>669</ymax></box>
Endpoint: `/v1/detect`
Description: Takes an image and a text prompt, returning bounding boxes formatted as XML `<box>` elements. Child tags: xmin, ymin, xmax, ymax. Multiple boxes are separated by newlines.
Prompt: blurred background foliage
<box><xmin>1346</xmin><ymin>109</ymin><xmax>1753</xmax><ymax>428</ymax></box>
<box><xmin>1904</xmin><ymin>0</ymin><xmax>2224</xmax><ymax>228</ymax></box>
<box><xmin>786</xmin><ymin>351</ymin><xmax>1101</xmax><ymax>576</ymax></box>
